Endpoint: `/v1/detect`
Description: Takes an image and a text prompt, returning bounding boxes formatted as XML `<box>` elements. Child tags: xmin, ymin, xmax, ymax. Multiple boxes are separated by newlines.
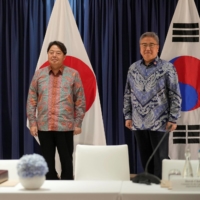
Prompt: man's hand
<box><xmin>30</xmin><ymin>126</ymin><xmax>38</xmax><ymax>136</ymax></box>
<box><xmin>125</xmin><ymin>120</ymin><xmax>132</xmax><ymax>130</ymax></box>
<box><xmin>73</xmin><ymin>127</ymin><xmax>81</xmax><ymax>135</ymax></box>
<box><xmin>166</xmin><ymin>122</ymin><xmax>177</xmax><ymax>132</ymax></box>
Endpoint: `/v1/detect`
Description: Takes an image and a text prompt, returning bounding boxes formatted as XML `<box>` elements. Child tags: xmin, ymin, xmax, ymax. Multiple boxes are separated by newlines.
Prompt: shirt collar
<box><xmin>48</xmin><ymin>65</ymin><xmax>64</xmax><ymax>75</ymax></box>
<box><xmin>141</xmin><ymin>56</ymin><xmax>159</xmax><ymax>67</ymax></box>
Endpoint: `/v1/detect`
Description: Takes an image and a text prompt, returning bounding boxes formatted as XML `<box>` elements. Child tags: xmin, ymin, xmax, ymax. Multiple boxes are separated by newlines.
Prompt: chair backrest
<box><xmin>74</xmin><ymin>144</ymin><xmax>130</xmax><ymax>180</ymax></box>
<box><xmin>0</xmin><ymin>160</ymin><xmax>19</xmax><ymax>180</ymax></box>
<box><xmin>162</xmin><ymin>159</ymin><xmax>198</xmax><ymax>181</ymax></box>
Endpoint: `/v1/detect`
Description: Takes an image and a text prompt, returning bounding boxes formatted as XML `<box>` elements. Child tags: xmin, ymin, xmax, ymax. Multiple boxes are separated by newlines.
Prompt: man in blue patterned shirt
<box><xmin>123</xmin><ymin>32</ymin><xmax>182</xmax><ymax>179</ymax></box>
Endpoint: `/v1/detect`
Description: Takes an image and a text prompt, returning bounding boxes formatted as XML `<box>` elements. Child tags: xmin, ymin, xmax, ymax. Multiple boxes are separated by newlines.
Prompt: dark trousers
<box><xmin>134</xmin><ymin>130</ymin><xmax>169</xmax><ymax>179</ymax></box>
<box><xmin>38</xmin><ymin>130</ymin><xmax>74</xmax><ymax>180</ymax></box>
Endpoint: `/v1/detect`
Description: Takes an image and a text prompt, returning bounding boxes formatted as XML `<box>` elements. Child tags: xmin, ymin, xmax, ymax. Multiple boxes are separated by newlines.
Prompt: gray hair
<box><xmin>139</xmin><ymin>32</ymin><xmax>159</xmax><ymax>44</ymax></box>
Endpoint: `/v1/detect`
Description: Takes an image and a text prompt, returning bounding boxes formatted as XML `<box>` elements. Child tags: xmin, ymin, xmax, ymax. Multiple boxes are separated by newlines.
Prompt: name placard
<box><xmin>171</xmin><ymin>178</ymin><xmax>200</xmax><ymax>191</ymax></box>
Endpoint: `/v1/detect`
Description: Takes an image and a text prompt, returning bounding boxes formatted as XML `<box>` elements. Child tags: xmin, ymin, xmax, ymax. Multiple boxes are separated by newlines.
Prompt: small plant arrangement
<box><xmin>17</xmin><ymin>154</ymin><xmax>48</xmax><ymax>178</ymax></box>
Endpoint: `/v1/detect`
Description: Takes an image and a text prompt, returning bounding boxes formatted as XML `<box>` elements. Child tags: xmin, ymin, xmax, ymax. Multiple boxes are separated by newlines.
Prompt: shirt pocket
<box><xmin>61</xmin><ymin>77</ymin><xmax>74</xmax><ymax>96</ymax></box>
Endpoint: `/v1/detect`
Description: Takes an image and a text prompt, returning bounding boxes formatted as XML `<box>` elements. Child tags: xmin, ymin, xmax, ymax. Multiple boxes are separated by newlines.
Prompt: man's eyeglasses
<box><xmin>140</xmin><ymin>43</ymin><xmax>158</xmax><ymax>48</ymax></box>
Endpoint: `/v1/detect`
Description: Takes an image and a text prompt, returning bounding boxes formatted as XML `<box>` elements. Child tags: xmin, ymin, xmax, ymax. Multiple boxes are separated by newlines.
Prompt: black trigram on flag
<box><xmin>173</xmin><ymin>125</ymin><xmax>200</xmax><ymax>144</ymax></box>
<box><xmin>172</xmin><ymin>23</ymin><xmax>199</xmax><ymax>42</ymax></box>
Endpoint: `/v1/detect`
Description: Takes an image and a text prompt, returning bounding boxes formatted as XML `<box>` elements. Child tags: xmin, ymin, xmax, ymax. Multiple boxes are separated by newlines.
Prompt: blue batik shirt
<box><xmin>123</xmin><ymin>57</ymin><xmax>182</xmax><ymax>132</ymax></box>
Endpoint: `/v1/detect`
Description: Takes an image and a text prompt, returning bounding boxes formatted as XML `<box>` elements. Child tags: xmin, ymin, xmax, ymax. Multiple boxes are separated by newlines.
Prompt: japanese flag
<box><xmin>161</xmin><ymin>0</ymin><xmax>200</xmax><ymax>159</ymax></box>
<box><xmin>32</xmin><ymin>0</ymin><xmax>106</xmax><ymax>174</ymax></box>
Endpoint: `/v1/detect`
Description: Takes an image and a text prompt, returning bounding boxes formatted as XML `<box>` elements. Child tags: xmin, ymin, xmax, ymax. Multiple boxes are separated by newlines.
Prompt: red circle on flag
<box><xmin>173</xmin><ymin>56</ymin><xmax>200</xmax><ymax>110</ymax></box>
<box><xmin>40</xmin><ymin>56</ymin><xmax>96</xmax><ymax>112</ymax></box>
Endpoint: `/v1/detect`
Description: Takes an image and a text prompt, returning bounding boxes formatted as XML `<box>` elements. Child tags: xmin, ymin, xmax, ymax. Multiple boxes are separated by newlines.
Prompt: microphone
<box><xmin>131</xmin><ymin>125</ymin><xmax>172</xmax><ymax>185</ymax></box>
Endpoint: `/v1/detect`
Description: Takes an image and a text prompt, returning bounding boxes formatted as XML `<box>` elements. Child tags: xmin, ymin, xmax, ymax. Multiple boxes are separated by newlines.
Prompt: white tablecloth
<box><xmin>1</xmin><ymin>180</ymin><xmax>200</xmax><ymax>200</ymax></box>
<box><xmin>120</xmin><ymin>181</ymin><xmax>200</xmax><ymax>200</ymax></box>
<box><xmin>0</xmin><ymin>180</ymin><xmax>122</xmax><ymax>200</ymax></box>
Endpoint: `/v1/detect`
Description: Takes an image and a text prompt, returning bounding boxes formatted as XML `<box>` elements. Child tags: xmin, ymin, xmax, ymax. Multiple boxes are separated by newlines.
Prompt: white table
<box><xmin>0</xmin><ymin>180</ymin><xmax>122</xmax><ymax>200</ymax></box>
<box><xmin>120</xmin><ymin>181</ymin><xmax>200</xmax><ymax>200</ymax></box>
<box><xmin>1</xmin><ymin>180</ymin><xmax>200</xmax><ymax>200</ymax></box>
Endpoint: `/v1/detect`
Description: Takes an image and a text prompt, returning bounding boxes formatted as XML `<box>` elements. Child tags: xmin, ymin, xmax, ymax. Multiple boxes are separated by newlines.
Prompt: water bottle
<box><xmin>197</xmin><ymin>149</ymin><xmax>200</xmax><ymax>177</ymax></box>
<box><xmin>182</xmin><ymin>148</ymin><xmax>193</xmax><ymax>178</ymax></box>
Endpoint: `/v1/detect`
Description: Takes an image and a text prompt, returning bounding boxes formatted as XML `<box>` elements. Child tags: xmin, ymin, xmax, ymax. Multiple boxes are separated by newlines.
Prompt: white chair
<box><xmin>162</xmin><ymin>159</ymin><xmax>198</xmax><ymax>181</ymax></box>
<box><xmin>74</xmin><ymin>144</ymin><xmax>130</xmax><ymax>180</ymax></box>
<box><xmin>0</xmin><ymin>160</ymin><xmax>19</xmax><ymax>180</ymax></box>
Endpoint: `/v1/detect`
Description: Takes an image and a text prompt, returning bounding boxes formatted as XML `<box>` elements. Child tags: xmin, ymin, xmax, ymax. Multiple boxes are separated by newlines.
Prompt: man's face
<box><xmin>140</xmin><ymin>37</ymin><xmax>159</xmax><ymax>64</ymax></box>
<box><xmin>48</xmin><ymin>45</ymin><xmax>65</xmax><ymax>69</ymax></box>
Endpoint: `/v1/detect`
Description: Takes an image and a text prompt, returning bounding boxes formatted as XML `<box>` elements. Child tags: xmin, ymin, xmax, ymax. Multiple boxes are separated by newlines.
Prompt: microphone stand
<box><xmin>131</xmin><ymin>129</ymin><xmax>170</xmax><ymax>185</ymax></box>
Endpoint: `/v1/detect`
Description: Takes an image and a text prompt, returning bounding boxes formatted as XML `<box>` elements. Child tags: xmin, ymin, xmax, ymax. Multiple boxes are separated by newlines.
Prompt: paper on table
<box><xmin>0</xmin><ymin>180</ymin><xmax>19</xmax><ymax>187</ymax></box>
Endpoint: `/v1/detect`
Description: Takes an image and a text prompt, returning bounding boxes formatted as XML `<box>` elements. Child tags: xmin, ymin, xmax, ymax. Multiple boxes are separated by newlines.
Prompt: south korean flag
<box><xmin>161</xmin><ymin>0</ymin><xmax>200</xmax><ymax>159</ymax></box>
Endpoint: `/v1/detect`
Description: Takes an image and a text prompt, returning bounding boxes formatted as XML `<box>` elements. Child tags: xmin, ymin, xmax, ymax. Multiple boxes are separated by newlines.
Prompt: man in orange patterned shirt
<box><xmin>27</xmin><ymin>41</ymin><xmax>86</xmax><ymax>180</ymax></box>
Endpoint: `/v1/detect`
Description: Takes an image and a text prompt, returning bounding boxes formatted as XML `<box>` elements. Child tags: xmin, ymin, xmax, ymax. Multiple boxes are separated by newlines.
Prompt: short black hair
<box><xmin>47</xmin><ymin>41</ymin><xmax>67</xmax><ymax>55</ymax></box>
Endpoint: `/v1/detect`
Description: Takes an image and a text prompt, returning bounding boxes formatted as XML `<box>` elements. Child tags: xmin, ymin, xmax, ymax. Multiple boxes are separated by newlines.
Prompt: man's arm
<box><xmin>123</xmin><ymin>71</ymin><xmax>132</xmax><ymax>129</ymax></box>
<box><xmin>166</xmin><ymin>64</ymin><xmax>182</xmax><ymax>123</ymax></box>
<box><xmin>73</xmin><ymin>72</ymin><xmax>86</xmax><ymax>134</ymax></box>
<box><xmin>27</xmin><ymin>72</ymin><xmax>38</xmax><ymax>136</ymax></box>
